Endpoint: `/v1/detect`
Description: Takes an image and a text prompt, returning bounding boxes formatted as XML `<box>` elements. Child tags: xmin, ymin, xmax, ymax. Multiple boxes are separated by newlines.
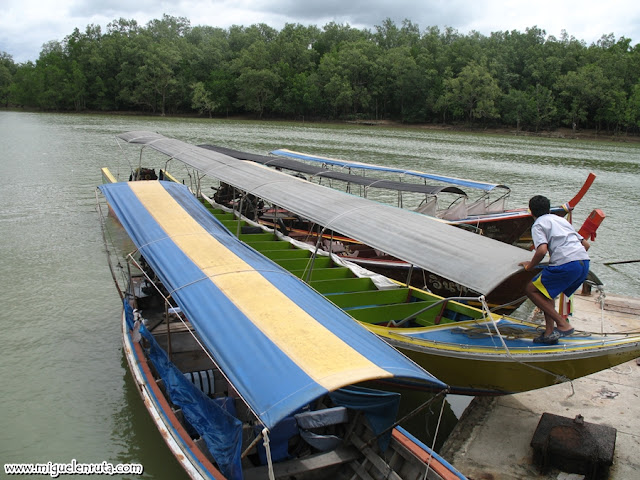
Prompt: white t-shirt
<box><xmin>531</xmin><ymin>214</ymin><xmax>590</xmax><ymax>266</ymax></box>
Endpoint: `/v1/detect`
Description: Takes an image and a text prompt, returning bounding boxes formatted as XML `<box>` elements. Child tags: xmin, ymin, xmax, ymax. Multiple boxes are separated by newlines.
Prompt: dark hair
<box><xmin>529</xmin><ymin>195</ymin><xmax>550</xmax><ymax>218</ymax></box>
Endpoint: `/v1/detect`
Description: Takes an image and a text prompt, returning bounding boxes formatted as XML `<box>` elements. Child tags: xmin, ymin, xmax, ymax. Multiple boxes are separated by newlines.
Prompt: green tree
<box><xmin>626</xmin><ymin>83</ymin><xmax>640</xmax><ymax>129</ymax></box>
<box><xmin>8</xmin><ymin>62</ymin><xmax>37</xmax><ymax>106</ymax></box>
<box><xmin>35</xmin><ymin>41</ymin><xmax>72</xmax><ymax>109</ymax></box>
<box><xmin>3</xmin><ymin>14</ymin><xmax>638</xmax><ymax>132</ymax></box>
<box><xmin>207</xmin><ymin>69</ymin><xmax>236</xmax><ymax>116</ymax></box>
<box><xmin>235</xmin><ymin>69</ymin><xmax>280</xmax><ymax>118</ymax></box>
<box><xmin>269</xmin><ymin>23</ymin><xmax>320</xmax><ymax>117</ymax></box>
<box><xmin>313</xmin><ymin>22</ymin><xmax>370</xmax><ymax>57</ymax></box>
<box><xmin>378</xmin><ymin>47</ymin><xmax>424</xmax><ymax>121</ymax></box>
<box><xmin>317</xmin><ymin>40</ymin><xmax>380</xmax><ymax>118</ymax></box>
<box><xmin>556</xmin><ymin>64</ymin><xmax>610</xmax><ymax>130</ymax></box>
<box><xmin>133</xmin><ymin>40</ymin><xmax>181</xmax><ymax>114</ymax></box>
<box><xmin>440</xmin><ymin>62</ymin><xmax>501</xmax><ymax>123</ymax></box>
<box><xmin>191</xmin><ymin>81</ymin><xmax>217</xmax><ymax>117</ymax></box>
<box><xmin>530</xmin><ymin>84</ymin><xmax>558</xmax><ymax>131</ymax></box>
<box><xmin>231</xmin><ymin>40</ymin><xmax>281</xmax><ymax>117</ymax></box>
<box><xmin>0</xmin><ymin>52</ymin><xmax>16</xmax><ymax>106</ymax></box>
<box><xmin>500</xmin><ymin>89</ymin><xmax>534</xmax><ymax>130</ymax></box>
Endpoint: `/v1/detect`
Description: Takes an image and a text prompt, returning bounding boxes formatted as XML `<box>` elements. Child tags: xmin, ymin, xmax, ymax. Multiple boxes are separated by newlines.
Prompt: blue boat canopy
<box><xmin>199</xmin><ymin>144</ymin><xmax>467</xmax><ymax>196</ymax></box>
<box><xmin>270</xmin><ymin>148</ymin><xmax>510</xmax><ymax>192</ymax></box>
<box><xmin>99</xmin><ymin>181</ymin><xmax>446</xmax><ymax>429</ymax></box>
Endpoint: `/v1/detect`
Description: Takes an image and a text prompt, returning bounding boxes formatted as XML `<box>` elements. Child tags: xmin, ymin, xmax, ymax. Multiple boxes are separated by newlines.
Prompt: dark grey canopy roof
<box><xmin>117</xmin><ymin>131</ymin><xmax>531</xmax><ymax>295</ymax></box>
<box><xmin>198</xmin><ymin>144</ymin><xmax>466</xmax><ymax>196</ymax></box>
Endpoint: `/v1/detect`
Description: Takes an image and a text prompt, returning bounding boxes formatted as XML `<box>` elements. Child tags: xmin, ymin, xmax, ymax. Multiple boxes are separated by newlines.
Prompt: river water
<box><xmin>1</xmin><ymin>111</ymin><xmax>638</xmax><ymax>478</ymax></box>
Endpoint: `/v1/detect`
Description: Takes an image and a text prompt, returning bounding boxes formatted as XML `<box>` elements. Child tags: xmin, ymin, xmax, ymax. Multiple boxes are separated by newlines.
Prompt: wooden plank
<box><xmin>347</xmin><ymin>458</ymin><xmax>376</xmax><ymax>480</ymax></box>
<box><xmin>604</xmin><ymin>302</ymin><xmax>640</xmax><ymax>315</ymax></box>
<box><xmin>347</xmin><ymin>302</ymin><xmax>438</xmax><ymax>325</ymax></box>
<box><xmin>260</xmin><ymin>249</ymin><xmax>312</xmax><ymax>260</ymax></box>
<box><xmin>273</xmin><ymin>256</ymin><xmax>332</xmax><ymax>270</ymax></box>
<box><xmin>349</xmin><ymin>435</ymin><xmax>403</xmax><ymax>480</ymax></box>
<box><xmin>311</xmin><ymin>277</ymin><xmax>376</xmax><ymax>294</ymax></box>
<box><xmin>238</xmin><ymin>232</ymin><xmax>277</xmax><ymax>242</ymax></box>
<box><xmin>604</xmin><ymin>296</ymin><xmax>640</xmax><ymax>315</ymax></box>
<box><xmin>244</xmin><ymin>240</ymin><xmax>292</xmax><ymax>251</ymax></box>
<box><xmin>289</xmin><ymin>266</ymin><xmax>353</xmax><ymax>281</ymax></box>
<box><xmin>325</xmin><ymin>288</ymin><xmax>414</xmax><ymax>309</ymax></box>
<box><xmin>152</xmin><ymin>320</ymin><xmax>193</xmax><ymax>335</ymax></box>
<box><xmin>243</xmin><ymin>445</ymin><xmax>361</xmax><ymax>480</ymax></box>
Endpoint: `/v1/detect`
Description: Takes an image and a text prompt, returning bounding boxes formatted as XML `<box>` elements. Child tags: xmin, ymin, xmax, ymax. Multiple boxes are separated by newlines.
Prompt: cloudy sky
<box><xmin>2</xmin><ymin>0</ymin><xmax>639</xmax><ymax>63</ymax></box>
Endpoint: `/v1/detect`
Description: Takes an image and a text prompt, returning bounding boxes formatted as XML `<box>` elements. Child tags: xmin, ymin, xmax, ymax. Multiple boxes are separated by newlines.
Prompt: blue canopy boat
<box><xmin>270</xmin><ymin>148</ymin><xmax>509</xmax><ymax>192</ymax></box>
<box><xmin>97</xmin><ymin>180</ymin><xmax>466</xmax><ymax>480</ymax></box>
<box><xmin>267</xmin><ymin>148</ymin><xmax>593</xmax><ymax>246</ymax></box>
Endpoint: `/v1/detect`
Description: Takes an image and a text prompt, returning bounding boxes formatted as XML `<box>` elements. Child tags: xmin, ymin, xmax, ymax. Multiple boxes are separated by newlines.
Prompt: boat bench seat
<box><xmin>254</xmin><ymin>406</ymin><xmax>350</xmax><ymax>466</ymax></box>
<box><xmin>183</xmin><ymin>369</ymin><xmax>237</xmax><ymax>416</ymax></box>
<box><xmin>244</xmin><ymin>445</ymin><xmax>361</xmax><ymax>480</ymax></box>
<box><xmin>184</xmin><ymin>369</ymin><xmax>217</xmax><ymax>396</ymax></box>
<box><xmin>295</xmin><ymin>406</ymin><xmax>349</xmax><ymax>452</ymax></box>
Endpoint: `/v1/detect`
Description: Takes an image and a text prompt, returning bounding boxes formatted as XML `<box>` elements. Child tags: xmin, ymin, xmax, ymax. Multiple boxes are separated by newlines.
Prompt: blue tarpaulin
<box><xmin>126</xmin><ymin>301</ymin><xmax>243</xmax><ymax>479</ymax></box>
<box><xmin>100</xmin><ymin>181</ymin><xmax>445</xmax><ymax>433</ymax></box>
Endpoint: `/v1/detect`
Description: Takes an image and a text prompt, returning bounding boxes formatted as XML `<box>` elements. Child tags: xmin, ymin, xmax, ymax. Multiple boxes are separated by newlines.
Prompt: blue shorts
<box><xmin>532</xmin><ymin>260</ymin><xmax>590</xmax><ymax>299</ymax></box>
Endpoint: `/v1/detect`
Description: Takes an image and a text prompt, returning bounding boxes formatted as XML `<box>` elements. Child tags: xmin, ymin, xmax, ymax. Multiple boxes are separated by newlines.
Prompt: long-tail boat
<box><xmin>97</xmin><ymin>179</ymin><xmax>467</xmax><ymax>480</ymax></box>
<box><xmin>105</xmin><ymin>132</ymin><xmax>640</xmax><ymax>397</ymax></box>
<box><xmin>197</xmin><ymin>144</ymin><xmax>595</xmax><ymax>309</ymax></box>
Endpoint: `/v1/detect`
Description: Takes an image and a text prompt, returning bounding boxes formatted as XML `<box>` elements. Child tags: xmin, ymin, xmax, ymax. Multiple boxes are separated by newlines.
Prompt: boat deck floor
<box><xmin>440</xmin><ymin>292</ymin><xmax>640</xmax><ymax>479</ymax></box>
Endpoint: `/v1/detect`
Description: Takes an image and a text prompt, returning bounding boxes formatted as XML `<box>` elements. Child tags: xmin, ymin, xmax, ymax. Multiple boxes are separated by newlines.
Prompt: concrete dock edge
<box><xmin>440</xmin><ymin>293</ymin><xmax>640</xmax><ymax>480</ymax></box>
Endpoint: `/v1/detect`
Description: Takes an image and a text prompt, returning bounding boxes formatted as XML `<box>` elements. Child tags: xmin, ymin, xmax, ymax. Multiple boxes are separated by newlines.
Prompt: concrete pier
<box><xmin>440</xmin><ymin>292</ymin><xmax>640</xmax><ymax>479</ymax></box>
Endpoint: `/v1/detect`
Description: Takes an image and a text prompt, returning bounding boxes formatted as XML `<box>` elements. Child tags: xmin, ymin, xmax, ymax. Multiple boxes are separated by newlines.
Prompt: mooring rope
<box><xmin>422</xmin><ymin>395</ymin><xmax>447</xmax><ymax>480</ymax></box>
<box><xmin>477</xmin><ymin>296</ymin><xmax>572</xmax><ymax>387</ymax></box>
<box><xmin>261</xmin><ymin>428</ymin><xmax>276</xmax><ymax>480</ymax></box>
<box><xmin>595</xmin><ymin>283</ymin><xmax>606</xmax><ymax>335</ymax></box>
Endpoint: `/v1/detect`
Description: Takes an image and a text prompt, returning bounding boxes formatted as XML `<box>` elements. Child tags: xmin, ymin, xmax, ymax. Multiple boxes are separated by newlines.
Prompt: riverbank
<box><xmin>440</xmin><ymin>292</ymin><xmax>640</xmax><ymax>479</ymax></box>
<box><xmin>3</xmin><ymin>107</ymin><xmax>639</xmax><ymax>144</ymax></box>
<box><xmin>346</xmin><ymin>119</ymin><xmax>640</xmax><ymax>144</ymax></box>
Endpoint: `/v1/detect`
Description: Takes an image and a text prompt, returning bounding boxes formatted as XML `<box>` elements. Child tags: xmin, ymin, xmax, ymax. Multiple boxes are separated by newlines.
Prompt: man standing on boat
<box><xmin>519</xmin><ymin>195</ymin><xmax>591</xmax><ymax>345</ymax></box>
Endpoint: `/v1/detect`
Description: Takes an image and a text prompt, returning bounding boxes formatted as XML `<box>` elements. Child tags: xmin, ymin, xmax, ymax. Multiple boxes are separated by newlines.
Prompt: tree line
<box><xmin>1</xmin><ymin>15</ymin><xmax>639</xmax><ymax>133</ymax></box>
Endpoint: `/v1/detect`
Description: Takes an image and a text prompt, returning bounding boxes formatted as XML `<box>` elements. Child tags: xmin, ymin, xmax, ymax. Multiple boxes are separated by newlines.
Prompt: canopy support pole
<box><xmin>390</xmin><ymin>296</ymin><xmax>484</xmax><ymax>327</ymax></box>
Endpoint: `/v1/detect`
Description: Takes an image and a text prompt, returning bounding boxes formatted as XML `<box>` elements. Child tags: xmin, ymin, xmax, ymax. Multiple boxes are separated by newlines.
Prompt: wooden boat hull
<box><xmin>118</xmin><ymin>277</ymin><xmax>468</xmax><ymax>480</ymax></box>
<box><xmin>101</xmin><ymin>180</ymin><xmax>467</xmax><ymax>480</ymax></box>
<box><xmin>279</xmin><ymin>225</ymin><xmax>535</xmax><ymax>313</ymax></box>
<box><xmin>450</xmin><ymin>213</ymin><xmax>533</xmax><ymax>244</ymax></box>
<box><xmin>369</xmin><ymin>322</ymin><xmax>640</xmax><ymax>395</ymax></box>
<box><xmin>121</xmin><ymin>311</ymin><xmax>221</xmax><ymax>480</ymax></box>
<box><xmin>339</xmin><ymin>255</ymin><xmax>536</xmax><ymax>313</ymax></box>
<box><xmin>198</xmin><ymin>201</ymin><xmax>640</xmax><ymax>397</ymax></box>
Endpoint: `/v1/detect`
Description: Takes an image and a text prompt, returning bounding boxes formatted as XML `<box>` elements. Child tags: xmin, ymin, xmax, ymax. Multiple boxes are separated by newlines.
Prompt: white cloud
<box><xmin>1</xmin><ymin>0</ymin><xmax>638</xmax><ymax>63</ymax></box>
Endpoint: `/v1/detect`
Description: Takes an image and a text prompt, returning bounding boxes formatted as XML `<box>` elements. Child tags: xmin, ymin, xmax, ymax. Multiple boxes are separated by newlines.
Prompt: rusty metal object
<box><xmin>531</xmin><ymin>412</ymin><xmax>616</xmax><ymax>479</ymax></box>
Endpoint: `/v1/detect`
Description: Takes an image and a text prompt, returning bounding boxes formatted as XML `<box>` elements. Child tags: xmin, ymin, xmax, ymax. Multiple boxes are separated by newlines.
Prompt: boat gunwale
<box><xmin>379</xmin><ymin>332</ymin><xmax>640</xmax><ymax>359</ymax></box>
<box><xmin>201</xmin><ymin>195</ymin><xmax>640</xmax><ymax>360</ymax></box>
<box><xmin>121</xmin><ymin>310</ymin><xmax>223</xmax><ymax>480</ymax></box>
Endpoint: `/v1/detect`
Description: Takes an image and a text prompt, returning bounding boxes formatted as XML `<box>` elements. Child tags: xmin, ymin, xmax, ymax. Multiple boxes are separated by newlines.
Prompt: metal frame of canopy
<box><xmin>199</xmin><ymin>144</ymin><xmax>467</xmax><ymax>198</ymax></box>
<box><xmin>270</xmin><ymin>148</ymin><xmax>511</xmax><ymax>192</ymax></box>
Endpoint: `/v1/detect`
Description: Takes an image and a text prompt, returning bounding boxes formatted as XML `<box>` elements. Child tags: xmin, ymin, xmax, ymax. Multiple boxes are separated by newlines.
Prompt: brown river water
<box><xmin>1</xmin><ymin>111</ymin><xmax>638</xmax><ymax>478</ymax></box>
